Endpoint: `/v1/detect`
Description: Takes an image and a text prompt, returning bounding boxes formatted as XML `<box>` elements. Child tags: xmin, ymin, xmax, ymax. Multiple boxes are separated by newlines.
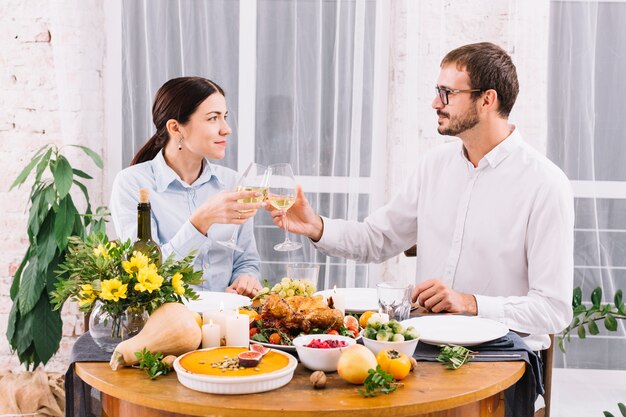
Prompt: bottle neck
<box><xmin>137</xmin><ymin>203</ymin><xmax>152</xmax><ymax>241</ymax></box>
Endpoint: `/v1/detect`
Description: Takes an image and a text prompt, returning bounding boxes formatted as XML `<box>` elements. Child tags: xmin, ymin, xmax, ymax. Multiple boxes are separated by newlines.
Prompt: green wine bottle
<box><xmin>132</xmin><ymin>188</ymin><xmax>162</xmax><ymax>265</ymax></box>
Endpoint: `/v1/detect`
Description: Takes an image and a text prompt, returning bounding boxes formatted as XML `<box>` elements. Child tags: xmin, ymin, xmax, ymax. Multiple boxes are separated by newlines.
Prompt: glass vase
<box><xmin>89</xmin><ymin>301</ymin><xmax>148</xmax><ymax>352</ymax></box>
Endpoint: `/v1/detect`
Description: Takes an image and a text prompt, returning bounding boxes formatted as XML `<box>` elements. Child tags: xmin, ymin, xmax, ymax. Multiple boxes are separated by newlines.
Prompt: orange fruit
<box><xmin>359</xmin><ymin>311</ymin><xmax>376</xmax><ymax>328</ymax></box>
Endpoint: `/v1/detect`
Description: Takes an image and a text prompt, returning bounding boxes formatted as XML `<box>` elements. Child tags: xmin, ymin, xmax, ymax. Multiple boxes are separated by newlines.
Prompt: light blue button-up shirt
<box><xmin>109</xmin><ymin>151</ymin><xmax>261</xmax><ymax>291</ymax></box>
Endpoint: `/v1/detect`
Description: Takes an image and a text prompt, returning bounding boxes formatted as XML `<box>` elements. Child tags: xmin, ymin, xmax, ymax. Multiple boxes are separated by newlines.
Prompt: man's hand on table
<box><xmin>411</xmin><ymin>279</ymin><xmax>477</xmax><ymax>315</ymax></box>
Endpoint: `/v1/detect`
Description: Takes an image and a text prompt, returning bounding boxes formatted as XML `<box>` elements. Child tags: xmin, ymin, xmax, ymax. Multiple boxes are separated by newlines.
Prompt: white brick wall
<box><xmin>0</xmin><ymin>0</ymin><xmax>550</xmax><ymax>373</ymax></box>
<box><xmin>0</xmin><ymin>0</ymin><xmax>105</xmax><ymax>373</ymax></box>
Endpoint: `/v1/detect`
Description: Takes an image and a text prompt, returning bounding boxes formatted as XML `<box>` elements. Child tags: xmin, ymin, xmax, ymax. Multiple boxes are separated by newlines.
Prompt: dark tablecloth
<box><xmin>64</xmin><ymin>333</ymin><xmax>111</xmax><ymax>417</ymax></box>
<box><xmin>412</xmin><ymin>331</ymin><xmax>543</xmax><ymax>417</ymax></box>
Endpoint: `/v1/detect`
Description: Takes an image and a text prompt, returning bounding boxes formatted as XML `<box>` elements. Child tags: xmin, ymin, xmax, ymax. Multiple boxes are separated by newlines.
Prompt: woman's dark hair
<box><xmin>131</xmin><ymin>76</ymin><xmax>225</xmax><ymax>165</ymax></box>
<box><xmin>441</xmin><ymin>42</ymin><xmax>519</xmax><ymax>118</ymax></box>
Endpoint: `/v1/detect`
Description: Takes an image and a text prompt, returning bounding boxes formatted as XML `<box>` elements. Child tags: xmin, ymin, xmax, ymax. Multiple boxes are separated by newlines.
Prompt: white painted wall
<box><xmin>0</xmin><ymin>0</ymin><xmax>551</xmax><ymax>372</ymax></box>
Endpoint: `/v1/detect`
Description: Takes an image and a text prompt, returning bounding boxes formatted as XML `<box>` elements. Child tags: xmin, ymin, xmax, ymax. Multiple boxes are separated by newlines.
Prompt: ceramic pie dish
<box><xmin>173</xmin><ymin>347</ymin><xmax>298</xmax><ymax>394</ymax></box>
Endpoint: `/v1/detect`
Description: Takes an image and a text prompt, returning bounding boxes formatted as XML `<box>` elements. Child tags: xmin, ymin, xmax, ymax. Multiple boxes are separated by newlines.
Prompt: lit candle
<box><xmin>331</xmin><ymin>285</ymin><xmax>346</xmax><ymax>314</ymax></box>
<box><xmin>203</xmin><ymin>302</ymin><xmax>229</xmax><ymax>342</ymax></box>
<box><xmin>226</xmin><ymin>313</ymin><xmax>250</xmax><ymax>347</ymax></box>
<box><xmin>201</xmin><ymin>320</ymin><xmax>220</xmax><ymax>348</ymax></box>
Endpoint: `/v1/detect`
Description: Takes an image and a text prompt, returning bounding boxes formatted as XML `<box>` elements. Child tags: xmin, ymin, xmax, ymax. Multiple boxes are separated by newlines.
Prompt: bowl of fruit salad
<box><xmin>361</xmin><ymin>318</ymin><xmax>420</xmax><ymax>357</ymax></box>
<box><xmin>293</xmin><ymin>334</ymin><xmax>356</xmax><ymax>372</ymax></box>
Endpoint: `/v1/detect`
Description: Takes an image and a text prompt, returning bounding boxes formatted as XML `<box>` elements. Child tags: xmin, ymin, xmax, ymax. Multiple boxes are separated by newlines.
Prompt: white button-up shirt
<box><xmin>315</xmin><ymin>128</ymin><xmax>574</xmax><ymax>349</ymax></box>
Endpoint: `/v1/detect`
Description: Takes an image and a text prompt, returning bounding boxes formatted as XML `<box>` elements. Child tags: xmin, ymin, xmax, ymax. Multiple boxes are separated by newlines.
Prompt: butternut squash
<box><xmin>109</xmin><ymin>302</ymin><xmax>201</xmax><ymax>371</ymax></box>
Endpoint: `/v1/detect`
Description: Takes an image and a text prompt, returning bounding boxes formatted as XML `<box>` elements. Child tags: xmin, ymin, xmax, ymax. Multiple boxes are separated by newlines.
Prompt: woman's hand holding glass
<box><xmin>189</xmin><ymin>189</ymin><xmax>264</xmax><ymax>236</ymax></box>
<box><xmin>217</xmin><ymin>163</ymin><xmax>270</xmax><ymax>251</ymax></box>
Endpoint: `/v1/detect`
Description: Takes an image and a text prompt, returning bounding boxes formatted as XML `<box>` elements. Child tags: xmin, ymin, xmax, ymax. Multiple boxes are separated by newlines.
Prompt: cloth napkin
<box><xmin>412</xmin><ymin>331</ymin><xmax>543</xmax><ymax>417</ymax></box>
<box><xmin>64</xmin><ymin>332</ymin><xmax>112</xmax><ymax>417</ymax></box>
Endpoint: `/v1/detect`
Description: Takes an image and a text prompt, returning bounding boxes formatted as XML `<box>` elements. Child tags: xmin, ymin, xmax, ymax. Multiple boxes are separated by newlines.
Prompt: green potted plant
<box><xmin>6</xmin><ymin>144</ymin><xmax>106</xmax><ymax>369</ymax></box>
<box><xmin>559</xmin><ymin>286</ymin><xmax>625</xmax><ymax>417</ymax></box>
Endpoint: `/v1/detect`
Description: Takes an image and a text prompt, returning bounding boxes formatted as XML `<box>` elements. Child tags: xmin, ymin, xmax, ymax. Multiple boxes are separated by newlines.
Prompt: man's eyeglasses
<box><xmin>435</xmin><ymin>86</ymin><xmax>483</xmax><ymax>105</ymax></box>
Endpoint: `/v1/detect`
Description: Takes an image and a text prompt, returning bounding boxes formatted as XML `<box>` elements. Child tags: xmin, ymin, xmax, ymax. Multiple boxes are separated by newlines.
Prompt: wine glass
<box><xmin>268</xmin><ymin>163</ymin><xmax>302</xmax><ymax>251</ymax></box>
<box><xmin>217</xmin><ymin>162</ymin><xmax>270</xmax><ymax>252</ymax></box>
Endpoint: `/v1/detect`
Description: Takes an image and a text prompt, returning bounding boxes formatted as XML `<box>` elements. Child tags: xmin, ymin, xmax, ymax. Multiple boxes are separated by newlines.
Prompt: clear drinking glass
<box><xmin>377</xmin><ymin>281</ymin><xmax>414</xmax><ymax>321</ymax></box>
<box><xmin>217</xmin><ymin>162</ymin><xmax>270</xmax><ymax>252</ymax></box>
<box><xmin>268</xmin><ymin>163</ymin><xmax>302</xmax><ymax>251</ymax></box>
<box><xmin>287</xmin><ymin>263</ymin><xmax>319</xmax><ymax>283</ymax></box>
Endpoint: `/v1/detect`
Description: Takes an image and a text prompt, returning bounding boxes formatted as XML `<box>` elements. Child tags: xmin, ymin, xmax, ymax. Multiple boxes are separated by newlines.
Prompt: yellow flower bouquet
<box><xmin>52</xmin><ymin>233</ymin><xmax>202</xmax><ymax>349</ymax></box>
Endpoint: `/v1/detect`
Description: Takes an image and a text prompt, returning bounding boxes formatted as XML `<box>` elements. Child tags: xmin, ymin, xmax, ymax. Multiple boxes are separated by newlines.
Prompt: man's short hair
<box><xmin>441</xmin><ymin>42</ymin><xmax>519</xmax><ymax>118</ymax></box>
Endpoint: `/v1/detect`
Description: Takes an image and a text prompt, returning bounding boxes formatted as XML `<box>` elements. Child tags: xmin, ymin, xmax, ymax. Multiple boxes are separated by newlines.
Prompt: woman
<box><xmin>110</xmin><ymin>77</ymin><xmax>263</xmax><ymax>297</ymax></box>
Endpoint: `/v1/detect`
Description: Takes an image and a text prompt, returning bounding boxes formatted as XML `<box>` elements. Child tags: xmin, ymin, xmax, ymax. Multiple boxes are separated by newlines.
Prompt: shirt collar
<box><xmin>459</xmin><ymin>125</ymin><xmax>521</xmax><ymax>169</ymax></box>
<box><xmin>153</xmin><ymin>151</ymin><xmax>222</xmax><ymax>192</ymax></box>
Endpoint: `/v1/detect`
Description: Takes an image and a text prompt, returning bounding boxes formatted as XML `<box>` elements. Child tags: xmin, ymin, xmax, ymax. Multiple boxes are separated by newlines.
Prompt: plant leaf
<box><xmin>35</xmin><ymin>211</ymin><xmax>58</xmax><ymax>273</ymax></box>
<box><xmin>53</xmin><ymin>197</ymin><xmax>78</xmax><ymax>251</ymax></box>
<box><xmin>72</xmin><ymin>168</ymin><xmax>93</xmax><ymax>179</ymax></box>
<box><xmin>591</xmin><ymin>287</ymin><xmax>602</xmax><ymax>308</ymax></box>
<box><xmin>577</xmin><ymin>324</ymin><xmax>586</xmax><ymax>339</ymax></box>
<box><xmin>572</xmin><ymin>286</ymin><xmax>582</xmax><ymax>307</ymax></box>
<box><xmin>32</xmin><ymin>295</ymin><xmax>62</xmax><ymax>365</ymax></box>
<box><xmin>69</xmin><ymin>145</ymin><xmax>103</xmax><ymax>169</ymax></box>
<box><xmin>6</xmin><ymin>302</ymin><xmax>19</xmax><ymax>342</ymax></box>
<box><xmin>34</xmin><ymin>148</ymin><xmax>53</xmax><ymax>184</ymax></box>
<box><xmin>10</xmin><ymin>250</ymin><xmax>29</xmax><ymax>300</ymax></box>
<box><xmin>604</xmin><ymin>412</ymin><xmax>615</xmax><ymax>417</ymax></box>
<box><xmin>17</xmin><ymin>259</ymin><xmax>45</xmax><ymax>315</ymax></box>
<box><xmin>618</xmin><ymin>403</ymin><xmax>626</xmax><ymax>417</ymax></box>
<box><xmin>587</xmin><ymin>320</ymin><xmax>599</xmax><ymax>335</ymax></box>
<box><xmin>13</xmin><ymin>308</ymin><xmax>35</xmax><ymax>355</ymax></box>
<box><xmin>614</xmin><ymin>290</ymin><xmax>623</xmax><ymax>310</ymax></box>
<box><xmin>10</xmin><ymin>154</ymin><xmax>43</xmax><ymax>190</ymax></box>
<box><xmin>51</xmin><ymin>155</ymin><xmax>73</xmax><ymax>199</ymax></box>
<box><xmin>604</xmin><ymin>314</ymin><xmax>618</xmax><ymax>332</ymax></box>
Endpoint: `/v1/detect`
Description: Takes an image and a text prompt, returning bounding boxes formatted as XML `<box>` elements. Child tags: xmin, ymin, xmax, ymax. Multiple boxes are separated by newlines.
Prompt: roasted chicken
<box><xmin>261</xmin><ymin>294</ymin><xmax>344</xmax><ymax>336</ymax></box>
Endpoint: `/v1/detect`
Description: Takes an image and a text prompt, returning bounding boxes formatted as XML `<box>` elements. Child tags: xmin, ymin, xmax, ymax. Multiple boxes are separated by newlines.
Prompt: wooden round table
<box><xmin>75</xmin><ymin>359</ymin><xmax>524</xmax><ymax>417</ymax></box>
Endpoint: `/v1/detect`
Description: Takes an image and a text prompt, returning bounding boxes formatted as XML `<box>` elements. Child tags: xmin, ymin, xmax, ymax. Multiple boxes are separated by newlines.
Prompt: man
<box><xmin>268</xmin><ymin>42</ymin><xmax>573</xmax><ymax>350</ymax></box>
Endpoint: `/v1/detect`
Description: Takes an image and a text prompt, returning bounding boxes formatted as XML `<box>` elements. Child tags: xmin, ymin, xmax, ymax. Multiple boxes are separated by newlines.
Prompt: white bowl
<box><xmin>360</xmin><ymin>329</ymin><xmax>419</xmax><ymax>357</ymax></box>
<box><xmin>173</xmin><ymin>348</ymin><xmax>298</xmax><ymax>394</ymax></box>
<box><xmin>292</xmin><ymin>334</ymin><xmax>356</xmax><ymax>372</ymax></box>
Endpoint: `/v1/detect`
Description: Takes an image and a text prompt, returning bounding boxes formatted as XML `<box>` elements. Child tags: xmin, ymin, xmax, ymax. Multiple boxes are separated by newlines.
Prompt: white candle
<box><xmin>201</xmin><ymin>320</ymin><xmax>220</xmax><ymax>348</ymax></box>
<box><xmin>226</xmin><ymin>313</ymin><xmax>249</xmax><ymax>347</ymax></box>
<box><xmin>203</xmin><ymin>302</ymin><xmax>231</xmax><ymax>341</ymax></box>
<box><xmin>331</xmin><ymin>285</ymin><xmax>346</xmax><ymax>314</ymax></box>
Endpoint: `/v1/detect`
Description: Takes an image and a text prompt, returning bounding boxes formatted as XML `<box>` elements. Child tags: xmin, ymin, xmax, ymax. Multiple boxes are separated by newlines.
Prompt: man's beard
<box><xmin>437</xmin><ymin>104</ymin><xmax>479</xmax><ymax>136</ymax></box>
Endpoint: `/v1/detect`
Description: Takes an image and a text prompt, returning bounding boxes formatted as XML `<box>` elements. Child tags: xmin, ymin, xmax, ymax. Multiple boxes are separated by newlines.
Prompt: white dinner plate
<box><xmin>313</xmin><ymin>288</ymin><xmax>378</xmax><ymax>313</ymax></box>
<box><xmin>400</xmin><ymin>315</ymin><xmax>509</xmax><ymax>346</ymax></box>
<box><xmin>184</xmin><ymin>291</ymin><xmax>252</xmax><ymax>313</ymax></box>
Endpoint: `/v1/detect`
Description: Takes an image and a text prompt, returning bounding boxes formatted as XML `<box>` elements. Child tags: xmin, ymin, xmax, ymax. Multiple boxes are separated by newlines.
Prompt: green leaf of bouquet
<box><xmin>619</xmin><ymin>402</ymin><xmax>626</xmax><ymax>416</ymax></box>
<box><xmin>17</xmin><ymin>260</ymin><xmax>45</xmax><ymax>315</ymax></box>
<box><xmin>604</xmin><ymin>412</ymin><xmax>615</xmax><ymax>417</ymax></box>
<box><xmin>604</xmin><ymin>314</ymin><xmax>618</xmax><ymax>332</ymax></box>
<box><xmin>573</xmin><ymin>305</ymin><xmax>586</xmax><ymax>315</ymax></box>
<box><xmin>587</xmin><ymin>319</ymin><xmax>599</xmax><ymax>335</ymax></box>
<box><xmin>572</xmin><ymin>286</ymin><xmax>582</xmax><ymax>307</ymax></box>
<box><xmin>577</xmin><ymin>324</ymin><xmax>586</xmax><ymax>339</ymax></box>
<box><xmin>591</xmin><ymin>287</ymin><xmax>602</xmax><ymax>308</ymax></box>
<box><xmin>32</xmin><ymin>295</ymin><xmax>62</xmax><ymax>365</ymax></box>
<box><xmin>69</xmin><ymin>145</ymin><xmax>103</xmax><ymax>169</ymax></box>
<box><xmin>10</xmin><ymin>154</ymin><xmax>43</xmax><ymax>190</ymax></box>
<box><xmin>52</xmin><ymin>155</ymin><xmax>73</xmax><ymax>199</ymax></box>
<box><xmin>53</xmin><ymin>197</ymin><xmax>78</xmax><ymax>251</ymax></box>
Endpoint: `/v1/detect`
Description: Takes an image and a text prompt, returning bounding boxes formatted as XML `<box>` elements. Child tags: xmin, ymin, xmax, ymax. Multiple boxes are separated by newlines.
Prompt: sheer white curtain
<box><xmin>548</xmin><ymin>0</ymin><xmax>626</xmax><ymax>370</ymax></box>
<box><xmin>121</xmin><ymin>0</ymin><xmax>382</xmax><ymax>290</ymax></box>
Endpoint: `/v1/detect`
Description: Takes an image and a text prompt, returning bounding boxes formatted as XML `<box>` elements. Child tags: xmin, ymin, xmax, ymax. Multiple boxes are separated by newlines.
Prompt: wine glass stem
<box><xmin>229</xmin><ymin>225</ymin><xmax>239</xmax><ymax>243</ymax></box>
<box><xmin>283</xmin><ymin>210</ymin><xmax>291</xmax><ymax>243</ymax></box>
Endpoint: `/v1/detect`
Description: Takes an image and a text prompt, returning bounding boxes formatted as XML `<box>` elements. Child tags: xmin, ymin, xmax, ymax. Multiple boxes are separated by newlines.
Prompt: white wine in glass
<box><xmin>217</xmin><ymin>162</ymin><xmax>270</xmax><ymax>251</ymax></box>
<box><xmin>268</xmin><ymin>163</ymin><xmax>302</xmax><ymax>251</ymax></box>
